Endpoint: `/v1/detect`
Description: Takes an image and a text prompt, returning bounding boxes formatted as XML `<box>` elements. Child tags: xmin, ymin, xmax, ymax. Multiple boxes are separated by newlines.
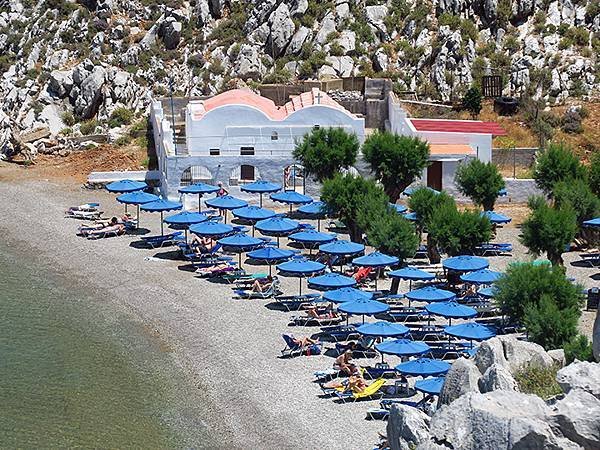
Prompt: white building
<box><xmin>388</xmin><ymin>93</ymin><xmax>506</xmax><ymax>192</ymax></box>
<box><xmin>150</xmin><ymin>88</ymin><xmax>365</xmax><ymax>200</ymax></box>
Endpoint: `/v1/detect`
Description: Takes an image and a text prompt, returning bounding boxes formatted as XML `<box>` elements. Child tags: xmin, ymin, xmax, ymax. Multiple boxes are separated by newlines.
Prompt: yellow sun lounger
<box><xmin>334</xmin><ymin>378</ymin><xmax>386</xmax><ymax>402</ymax></box>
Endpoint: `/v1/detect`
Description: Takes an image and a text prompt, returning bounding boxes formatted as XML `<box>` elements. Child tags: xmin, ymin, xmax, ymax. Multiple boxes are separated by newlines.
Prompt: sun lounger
<box><xmin>313</xmin><ymin>368</ymin><xmax>339</xmax><ymax>382</ymax></box>
<box><xmin>327</xmin><ymin>220</ymin><xmax>348</xmax><ymax>233</ymax></box>
<box><xmin>385</xmin><ymin>307</ymin><xmax>427</xmax><ymax>323</ymax></box>
<box><xmin>429</xmin><ymin>342</ymin><xmax>471</xmax><ymax>360</ymax></box>
<box><xmin>334</xmin><ymin>378</ymin><xmax>386</xmax><ymax>403</ymax></box>
<box><xmin>67</xmin><ymin>202</ymin><xmax>100</xmax><ymax>212</ymax></box>
<box><xmin>280</xmin><ymin>334</ymin><xmax>321</xmax><ymax>358</ymax></box>
<box><xmin>184</xmin><ymin>243</ymin><xmax>223</xmax><ymax>261</ymax></box>
<box><xmin>233</xmin><ymin>273</ymin><xmax>270</xmax><ymax>288</ymax></box>
<box><xmin>580</xmin><ymin>253</ymin><xmax>600</xmax><ymax>267</ymax></box>
<box><xmin>195</xmin><ymin>263</ymin><xmax>240</xmax><ymax>278</ymax></box>
<box><xmin>319</xmin><ymin>324</ymin><xmax>360</xmax><ymax>342</ymax></box>
<box><xmin>140</xmin><ymin>231</ymin><xmax>184</xmax><ymax>249</ymax></box>
<box><xmin>414</xmin><ymin>244</ymin><xmax>428</xmax><ymax>259</ymax></box>
<box><xmin>363</xmin><ymin>363</ymin><xmax>398</xmax><ymax>380</ymax></box>
<box><xmin>86</xmin><ymin>226</ymin><xmax>125</xmax><ymax>239</ymax></box>
<box><xmin>66</xmin><ymin>209</ymin><xmax>104</xmax><ymax>220</ymax></box>
<box><xmin>233</xmin><ymin>279</ymin><xmax>282</xmax><ymax>299</ymax></box>
<box><xmin>475</xmin><ymin>243</ymin><xmax>513</xmax><ymax>256</ymax></box>
<box><xmin>274</xmin><ymin>293</ymin><xmax>322</xmax><ymax>311</ymax></box>
<box><xmin>288</xmin><ymin>314</ymin><xmax>344</xmax><ymax>327</ymax></box>
<box><xmin>335</xmin><ymin>336</ymin><xmax>377</xmax><ymax>357</ymax></box>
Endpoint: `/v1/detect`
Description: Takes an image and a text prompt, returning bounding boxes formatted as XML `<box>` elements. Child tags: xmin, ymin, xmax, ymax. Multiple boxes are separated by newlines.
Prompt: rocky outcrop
<box><xmin>478</xmin><ymin>363</ymin><xmax>519</xmax><ymax>393</ymax></box>
<box><xmin>556</xmin><ymin>361</ymin><xmax>600</xmax><ymax>400</ymax></box>
<box><xmin>387</xmin><ymin>404</ymin><xmax>431</xmax><ymax>450</ymax></box>
<box><xmin>550</xmin><ymin>389</ymin><xmax>600</xmax><ymax>449</ymax></box>
<box><xmin>438</xmin><ymin>358</ymin><xmax>481</xmax><ymax>406</ymax></box>
<box><xmin>266</xmin><ymin>3</ymin><xmax>295</xmax><ymax>58</ymax></box>
<box><xmin>159</xmin><ymin>18</ymin><xmax>182</xmax><ymax>50</ymax></box>
<box><xmin>593</xmin><ymin>308</ymin><xmax>600</xmax><ymax>362</ymax></box>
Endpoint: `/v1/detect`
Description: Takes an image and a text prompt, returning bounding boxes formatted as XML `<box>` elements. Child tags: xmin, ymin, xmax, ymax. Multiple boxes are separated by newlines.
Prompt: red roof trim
<box><xmin>409</xmin><ymin>119</ymin><xmax>506</xmax><ymax>136</ymax></box>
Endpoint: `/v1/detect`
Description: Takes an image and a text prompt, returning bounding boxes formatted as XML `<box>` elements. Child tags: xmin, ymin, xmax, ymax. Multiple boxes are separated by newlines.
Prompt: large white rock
<box><xmin>423</xmin><ymin>391</ymin><xmax>576</xmax><ymax>450</ymax></box>
<box><xmin>479</xmin><ymin>363</ymin><xmax>519</xmax><ymax>393</ymax></box>
<box><xmin>387</xmin><ymin>404</ymin><xmax>431</xmax><ymax>450</ymax></box>
<box><xmin>438</xmin><ymin>358</ymin><xmax>481</xmax><ymax>406</ymax></box>
<box><xmin>234</xmin><ymin>44</ymin><xmax>265</xmax><ymax>80</ymax></box>
<box><xmin>315</xmin><ymin>12</ymin><xmax>337</xmax><ymax>45</ymax></box>
<box><xmin>498</xmin><ymin>335</ymin><xmax>555</xmax><ymax>373</ymax></box>
<box><xmin>336</xmin><ymin>30</ymin><xmax>356</xmax><ymax>54</ymax></box>
<box><xmin>285</xmin><ymin>26</ymin><xmax>310</xmax><ymax>56</ymax></box>
<box><xmin>325</xmin><ymin>56</ymin><xmax>353</xmax><ymax>77</ymax></box>
<box><xmin>550</xmin><ymin>388</ymin><xmax>600</xmax><ymax>449</ymax></box>
<box><xmin>556</xmin><ymin>361</ymin><xmax>600</xmax><ymax>400</ymax></box>
<box><xmin>267</xmin><ymin>3</ymin><xmax>295</xmax><ymax>57</ymax></box>
<box><xmin>593</xmin><ymin>307</ymin><xmax>600</xmax><ymax>362</ymax></box>
<box><xmin>48</xmin><ymin>70</ymin><xmax>73</xmax><ymax>98</ymax></box>
<box><xmin>474</xmin><ymin>337</ymin><xmax>508</xmax><ymax>374</ymax></box>
<box><xmin>73</xmin><ymin>65</ymin><xmax>106</xmax><ymax>119</ymax></box>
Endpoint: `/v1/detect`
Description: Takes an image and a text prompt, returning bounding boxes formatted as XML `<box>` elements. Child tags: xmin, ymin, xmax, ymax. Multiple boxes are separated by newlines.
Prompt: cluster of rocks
<box><xmin>327</xmin><ymin>89</ymin><xmax>364</xmax><ymax>102</ymax></box>
<box><xmin>387</xmin><ymin>335</ymin><xmax>600</xmax><ymax>450</ymax></box>
<box><xmin>1</xmin><ymin>0</ymin><xmax>600</xmax><ymax>159</ymax></box>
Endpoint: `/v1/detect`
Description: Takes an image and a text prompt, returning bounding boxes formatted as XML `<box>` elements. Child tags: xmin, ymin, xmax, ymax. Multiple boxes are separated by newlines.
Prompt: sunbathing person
<box><xmin>192</xmin><ymin>236</ymin><xmax>217</xmax><ymax>254</ymax></box>
<box><xmin>459</xmin><ymin>284</ymin><xmax>477</xmax><ymax>298</ymax></box>
<box><xmin>290</xmin><ymin>334</ymin><xmax>319</xmax><ymax>347</ymax></box>
<box><xmin>306</xmin><ymin>304</ymin><xmax>338</xmax><ymax>319</ymax></box>
<box><xmin>196</xmin><ymin>262</ymin><xmax>231</xmax><ymax>274</ymax></box>
<box><xmin>333</xmin><ymin>350</ymin><xmax>358</xmax><ymax>376</ymax></box>
<box><xmin>84</xmin><ymin>218</ymin><xmax>125</xmax><ymax>236</ymax></box>
<box><xmin>322</xmin><ymin>374</ymin><xmax>367</xmax><ymax>392</ymax></box>
<box><xmin>251</xmin><ymin>275</ymin><xmax>274</xmax><ymax>293</ymax></box>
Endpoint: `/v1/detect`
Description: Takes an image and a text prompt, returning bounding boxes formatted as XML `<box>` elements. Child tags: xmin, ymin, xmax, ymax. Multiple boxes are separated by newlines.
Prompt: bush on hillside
<box><xmin>589</xmin><ymin>151</ymin><xmax>600</xmax><ymax>196</ymax></box>
<box><xmin>455</xmin><ymin>159</ymin><xmax>505</xmax><ymax>211</ymax></box>
<box><xmin>564</xmin><ymin>334</ymin><xmax>595</xmax><ymax>364</ymax></box>
<box><xmin>553</xmin><ymin>178</ymin><xmax>600</xmax><ymax>225</ymax></box>
<box><xmin>514</xmin><ymin>364</ymin><xmax>563</xmax><ymax>400</ymax></box>
<box><xmin>108</xmin><ymin>107</ymin><xmax>134</xmax><ymax>128</ymax></box>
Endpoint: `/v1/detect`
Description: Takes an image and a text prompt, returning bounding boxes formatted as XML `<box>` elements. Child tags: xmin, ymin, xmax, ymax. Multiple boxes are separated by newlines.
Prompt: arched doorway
<box><xmin>180</xmin><ymin>165</ymin><xmax>213</xmax><ymax>187</ymax></box>
<box><xmin>283</xmin><ymin>164</ymin><xmax>304</xmax><ymax>192</ymax></box>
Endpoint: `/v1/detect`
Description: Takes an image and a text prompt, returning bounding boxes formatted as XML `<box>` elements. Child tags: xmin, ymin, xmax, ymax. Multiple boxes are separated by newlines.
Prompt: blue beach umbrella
<box><xmin>298</xmin><ymin>201</ymin><xmax>329</xmax><ymax>231</ymax></box>
<box><xmin>233</xmin><ymin>206</ymin><xmax>276</xmax><ymax>235</ymax></box>
<box><xmin>189</xmin><ymin>220</ymin><xmax>234</xmax><ymax>238</ymax></box>
<box><xmin>241</xmin><ymin>180</ymin><xmax>282</xmax><ymax>207</ymax></box>
<box><xmin>140</xmin><ymin>199</ymin><xmax>183</xmax><ymax>235</ymax></box>
<box><xmin>106</xmin><ymin>179</ymin><xmax>147</xmax><ymax>193</ymax></box>
<box><xmin>205</xmin><ymin>195</ymin><xmax>248</xmax><ymax>223</ymax></box>
<box><xmin>247</xmin><ymin>246</ymin><xmax>294</xmax><ymax>276</ymax></box>
<box><xmin>218</xmin><ymin>233</ymin><xmax>265</xmax><ymax>268</ymax></box>
<box><xmin>270</xmin><ymin>190</ymin><xmax>313</xmax><ymax>213</ymax></box>
<box><xmin>289</xmin><ymin>229</ymin><xmax>336</xmax><ymax>244</ymax></box>
<box><xmin>353</xmin><ymin>251</ymin><xmax>399</xmax><ymax>268</ymax></box>
<box><xmin>395</xmin><ymin>358</ymin><xmax>451</xmax><ymax>377</ymax></box>
<box><xmin>583</xmin><ymin>217</ymin><xmax>600</xmax><ymax>227</ymax></box>
<box><xmin>460</xmin><ymin>269</ymin><xmax>502</xmax><ymax>285</ymax></box>
<box><xmin>323</xmin><ymin>287</ymin><xmax>373</xmax><ymax>303</ymax></box>
<box><xmin>390</xmin><ymin>203</ymin><xmax>408</xmax><ymax>214</ymax></box>
<box><xmin>415</xmin><ymin>376</ymin><xmax>446</xmax><ymax>396</ymax></box>
<box><xmin>481</xmin><ymin>211</ymin><xmax>511</xmax><ymax>224</ymax></box>
<box><xmin>319</xmin><ymin>240</ymin><xmax>365</xmax><ymax>256</ymax></box>
<box><xmin>178</xmin><ymin>182</ymin><xmax>219</xmax><ymax>212</ymax></box>
<box><xmin>403</xmin><ymin>186</ymin><xmax>439</xmax><ymax>196</ymax></box>
<box><xmin>356</xmin><ymin>321</ymin><xmax>409</xmax><ymax>337</ymax></box>
<box><xmin>116</xmin><ymin>191</ymin><xmax>159</xmax><ymax>228</ymax></box>
<box><xmin>255</xmin><ymin>217</ymin><xmax>300</xmax><ymax>244</ymax></box>
<box><xmin>425</xmin><ymin>301</ymin><xmax>477</xmax><ymax>325</ymax></box>
<box><xmin>443</xmin><ymin>255</ymin><xmax>489</xmax><ymax>273</ymax></box>
<box><xmin>338</xmin><ymin>298</ymin><xmax>390</xmax><ymax>323</ymax></box>
<box><xmin>445</xmin><ymin>322</ymin><xmax>496</xmax><ymax>341</ymax></box>
<box><xmin>478</xmin><ymin>286</ymin><xmax>497</xmax><ymax>298</ymax></box>
<box><xmin>164</xmin><ymin>211</ymin><xmax>208</xmax><ymax>242</ymax></box>
<box><xmin>375</xmin><ymin>339</ymin><xmax>431</xmax><ymax>358</ymax></box>
<box><xmin>277</xmin><ymin>258</ymin><xmax>326</xmax><ymax>295</ymax></box>
<box><xmin>405</xmin><ymin>286</ymin><xmax>456</xmax><ymax>306</ymax></box>
<box><xmin>308</xmin><ymin>273</ymin><xmax>357</xmax><ymax>290</ymax></box>
<box><xmin>498</xmin><ymin>188</ymin><xmax>508</xmax><ymax>197</ymax></box>
<box><xmin>389</xmin><ymin>266</ymin><xmax>435</xmax><ymax>291</ymax></box>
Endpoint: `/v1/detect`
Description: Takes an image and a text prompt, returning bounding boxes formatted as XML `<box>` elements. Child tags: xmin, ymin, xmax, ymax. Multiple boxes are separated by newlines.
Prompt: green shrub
<box><xmin>589</xmin><ymin>151</ymin><xmax>600</xmax><ymax>196</ymax></box>
<box><xmin>108</xmin><ymin>107</ymin><xmax>134</xmax><ymax>128</ymax></box>
<box><xmin>114</xmin><ymin>136</ymin><xmax>131</xmax><ymax>146</ymax></box>
<box><xmin>79</xmin><ymin>119</ymin><xmax>99</xmax><ymax>135</ymax></box>
<box><xmin>564</xmin><ymin>334</ymin><xmax>595</xmax><ymax>364</ymax></box>
<box><xmin>524</xmin><ymin>293</ymin><xmax>580</xmax><ymax>350</ymax></box>
<box><xmin>207</xmin><ymin>2</ymin><xmax>247</xmax><ymax>47</ymax></box>
<box><xmin>462</xmin><ymin>86</ymin><xmax>483</xmax><ymax>118</ymax></box>
<box><xmin>533</xmin><ymin>143</ymin><xmax>587</xmax><ymax>195</ymax></box>
<box><xmin>455</xmin><ymin>159</ymin><xmax>505</xmax><ymax>210</ymax></box>
<box><xmin>59</xmin><ymin>127</ymin><xmax>73</xmax><ymax>136</ymax></box>
<box><xmin>428</xmin><ymin>203</ymin><xmax>492</xmax><ymax>256</ymax></box>
<box><xmin>364</xmin><ymin>207</ymin><xmax>419</xmax><ymax>261</ymax></box>
<box><xmin>565</xmin><ymin>26</ymin><xmax>590</xmax><ymax>47</ymax></box>
<box><xmin>514</xmin><ymin>364</ymin><xmax>563</xmax><ymax>399</ymax></box>
<box><xmin>553</xmin><ymin>178</ymin><xmax>600</xmax><ymax>225</ymax></box>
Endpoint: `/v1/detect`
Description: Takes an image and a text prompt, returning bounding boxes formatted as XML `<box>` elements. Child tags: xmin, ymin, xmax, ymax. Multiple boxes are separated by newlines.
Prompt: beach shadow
<box><xmin>590</xmin><ymin>273</ymin><xmax>600</xmax><ymax>281</ymax></box>
<box><xmin>265</xmin><ymin>302</ymin><xmax>289</xmax><ymax>312</ymax></box>
<box><xmin>129</xmin><ymin>240</ymin><xmax>151</xmax><ymax>249</ymax></box>
<box><xmin>570</xmin><ymin>260</ymin><xmax>598</xmax><ymax>268</ymax></box>
<box><xmin>177</xmin><ymin>264</ymin><xmax>198</xmax><ymax>273</ymax></box>
<box><xmin>152</xmin><ymin>249</ymin><xmax>184</xmax><ymax>261</ymax></box>
<box><xmin>127</xmin><ymin>227</ymin><xmax>151</xmax><ymax>236</ymax></box>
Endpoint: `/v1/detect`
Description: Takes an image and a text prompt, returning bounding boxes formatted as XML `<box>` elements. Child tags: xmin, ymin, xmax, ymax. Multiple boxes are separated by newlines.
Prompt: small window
<box><xmin>240</xmin><ymin>165</ymin><xmax>255</xmax><ymax>181</ymax></box>
<box><xmin>209</xmin><ymin>148</ymin><xmax>220</xmax><ymax>156</ymax></box>
<box><xmin>271</xmin><ymin>131</ymin><xmax>278</xmax><ymax>141</ymax></box>
<box><xmin>240</xmin><ymin>147</ymin><xmax>255</xmax><ymax>156</ymax></box>
<box><xmin>313</xmin><ymin>125</ymin><xmax>320</xmax><ymax>130</ymax></box>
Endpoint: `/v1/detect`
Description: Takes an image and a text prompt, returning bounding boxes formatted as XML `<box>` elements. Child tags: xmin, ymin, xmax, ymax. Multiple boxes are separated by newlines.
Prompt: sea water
<box><xmin>0</xmin><ymin>241</ymin><xmax>211</xmax><ymax>448</ymax></box>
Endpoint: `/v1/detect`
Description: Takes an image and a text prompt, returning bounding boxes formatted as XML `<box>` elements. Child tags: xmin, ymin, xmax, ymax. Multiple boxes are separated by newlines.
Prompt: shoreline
<box><xmin>0</xmin><ymin>179</ymin><xmax>386</xmax><ymax>449</ymax></box>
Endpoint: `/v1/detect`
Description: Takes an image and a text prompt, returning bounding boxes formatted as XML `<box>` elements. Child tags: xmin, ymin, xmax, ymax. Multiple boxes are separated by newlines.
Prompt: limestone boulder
<box><xmin>474</xmin><ymin>337</ymin><xmax>508</xmax><ymax>374</ymax></box>
<box><xmin>387</xmin><ymin>404</ymin><xmax>431</xmax><ymax>450</ymax></box>
<box><xmin>438</xmin><ymin>358</ymin><xmax>481</xmax><ymax>406</ymax></box>
<box><xmin>48</xmin><ymin>70</ymin><xmax>73</xmax><ymax>98</ymax></box>
<box><xmin>290</xmin><ymin>0</ymin><xmax>308</xmax><ymax>16</ymax></box>
<box><xmin>479</xmin><ymin>364</ymin><xmax>519</xmax><ymax>393</ymax></box>
<box><xmin>234</xmin><ymin>44</ymin><xmax>265</xmax><ymax>80</ymax></box>
<box><xmin>285</xmin><ymin>26</ymin><xmax>310</xmax><ymax>56</ymax></box>
<box><xmin>73</xmin><ymin>65</ymin><xmax>106</xmax><ymax>119</ymax></box>
<box><xmin>372</xmin><ymin>48</ymin><xmax>389</xmax><ymax>72</ymax></box>
<box><xmin>498</xmin><ymin>335</ymin><xmax>555</xmax><ymax>373</ymax></box>
<box><xmin>325</xmin><ymin>56</ymin><xmax>353</xmax><ymax>77</ymax></box>
<box><xmin>550</xmin><ymin>388</ymin><xmax>600</xmax><ymax>449</ymax></box>
<box><xmin>159</xmin><ymin>19</ymin><xmax>182</xmax><ymax>50</ymax></box>
<box><xmin>548</xmin><ymin>349</ymin><xmax>566</xmax><ymax>367</ymax></box>
<box><xmin>267</xmin><ymin>3</ymin><xmax>295</xmax><ymax>57</ymax></box>
<box><xmin>556</xmin><ymin>361</ymin><xmax>600</xmax><ymax>400</ymax></box>
<box><xmin>315</xmin><ymin>12</ymin><xmax>337</xmax><ymax>45</ymax></box>
<box><xmin>423</xmin><ymin>391</ymin><xmax>574</xmax><ymax>450</ymax></box>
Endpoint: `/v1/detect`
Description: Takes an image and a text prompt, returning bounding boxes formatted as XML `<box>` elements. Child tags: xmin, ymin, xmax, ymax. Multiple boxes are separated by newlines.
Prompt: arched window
<box><xmin>180</xmin><ymin>165</ymin><xmax>212</xmax><ymax>186</ymax></box>
<box><xmin>271</xmin><ymin>131</ymin><xmax>278</xmax><ymax>141</ymax></box>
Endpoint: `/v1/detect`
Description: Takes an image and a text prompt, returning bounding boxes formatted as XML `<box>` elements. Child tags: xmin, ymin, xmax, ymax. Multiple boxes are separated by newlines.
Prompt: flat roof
<box><xmin>429</xmin><ymin>144</ymin><xmax>475</xmax><ymax>155</ymax></box>
<box><xmin>410</xmin><ymin>119</ymin><xmax>506</xmax><ymax>136</ymax></box>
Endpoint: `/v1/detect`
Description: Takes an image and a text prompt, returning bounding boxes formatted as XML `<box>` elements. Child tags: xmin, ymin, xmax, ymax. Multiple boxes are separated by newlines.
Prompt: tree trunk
<box><xmin>548</xmin><ymin>251</ymin><xmax>564</xmax><ymax>267</ymax></box>
<box><xmin>386</xmin><ymin>185</ymin><xmax>402</xmax><ymax>204</ymax></box>
<box><xmin>483</xmin><ymin>198</ymin><xmax>495</xmax><ymax>211</ymax></box>
<box><xmin>427</xmin><ymin>234</ymin><xmax>441</xmax><ymax>264</ymax></box>
<box><xmin>348</xmin><ymin>222</ymin><xmax>362</xmax><ymax>243</ymax></box>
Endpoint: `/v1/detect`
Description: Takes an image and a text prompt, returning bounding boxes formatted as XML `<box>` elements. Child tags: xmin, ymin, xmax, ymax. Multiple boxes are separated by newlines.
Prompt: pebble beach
<box><xmin>0</xmin><ymin>179</ymin><xmax>596</xmax><ymax>449</ymax></box>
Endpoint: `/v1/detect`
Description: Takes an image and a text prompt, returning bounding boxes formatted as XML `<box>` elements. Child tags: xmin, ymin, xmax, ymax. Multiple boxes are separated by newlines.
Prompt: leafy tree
<box><xmin>462</xmin><ymin>86</ymin><xmax>482</xmax><ymax>119</ymax></box>
<box><xmin>408</xmin><ymin>188</ymin><xmax>456</xmax><ymax>262</ymax></box>
<box><xmin>365</xmin><ymin>209</ymin><xmax>419</xmax><ymax>261</ymax></box>
<box><xmin>455</xmin><ymin>159</ymin><xmax>505</xmax><ymax>210</ymax></box>
<box><xmin>293</xmin><ymin>127</ymin><xmax>359</xmax><ymax>182</ymax></box>
<box><xmin>320</xmin><ymin>173</ymin><xmax>388</xmax><ymax>242</ymax></box>
<box><xmin>564</xmin><ymin>334</ymin><xmax>595</xmax><ymax>364</ymax></box>
<box><xmin>520</xmin><ymin>198</ymin><xmax>577</xmax><ymax>265</ymax></box>
<box><xmin>362</xmin><ymin>131</ymin><xmax>430</xmax><ymax>202</ymax></box>
<box><xmin>427</xmin><ymin>203</ymin><xmax>493</xmax><ymax>256</ymax></box>
<box><xmin>532</xmin><ymin>143</ymin><xmax>587</xmax><ymax>195</ymax></box>
<box><xmin>524</xmin><ymin>294</ymin><xmax>580</xmax><ymax>350</ymax></box>
<box><xmin>553</xmin><ymin>178</ymin><xmax>600</xmax><ymax>225</ymax></box>
<box><xmin>495</xmin><ymin>262</ymin><xmax>582</xmax><ymax>326</ymax></box>
<box><xmin>589</xmin><ymin>151</ymin><xmax>600</xmax><ymax>196</ymax></box>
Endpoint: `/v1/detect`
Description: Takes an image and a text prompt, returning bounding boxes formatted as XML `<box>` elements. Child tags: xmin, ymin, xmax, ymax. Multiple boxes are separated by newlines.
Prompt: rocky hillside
<box><xmin>1</xmin><ymin>0</ymin><xmax>600</xmax><ymax>157</ymax></box>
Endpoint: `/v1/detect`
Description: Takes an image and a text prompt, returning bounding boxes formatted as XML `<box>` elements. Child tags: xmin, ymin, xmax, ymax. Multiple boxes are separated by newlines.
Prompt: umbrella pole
<box><xmin>198</xmin><ymin>193</ymin><xmax>202</xmax><ymax>212</ymax></box>
<box><xmin>136</xmin><ymin>204</ymin><xmax>140</xmax><ymax>229</ymax></box>
<box><xmin>125</xmin><ymin>203</ymin><xmax>128</xmax><ymax>214</ymax></box>
<box><xmin>224</xmin><ymin>210</ymin><xmax>227</xmax><ymax>223</ymax></box>
<box><xmin>239</xmin><ymin>252</ymin><xmax>242</xmax><ymax>269</ymax></box>
<box><xmin>161</xmin><ymin>212</ymin><xmax>164</xmax><ymax>236</ymax></box>
<box><xmin>299</xmin><ymin>277</ymin><xmax>302</xmax><ymax>296</ymax></box>
<box><xmin>277</xmin><ymin>236</ymin><xmax>280</xmax><ymax>247</ymax></box>
<box><xmin>260</xmin><ymin>193</ymin><xmax>263</xmax><ymax>208</ymax></box>
<box><xmin>269</xmin><ymin>264</ymin><xmax>272</xmax><ymax>276</ymax></box>
<box><xmin>317</xmin><ymin>218</ymin><xmax>321</xmax><ymax>232</ymax></box>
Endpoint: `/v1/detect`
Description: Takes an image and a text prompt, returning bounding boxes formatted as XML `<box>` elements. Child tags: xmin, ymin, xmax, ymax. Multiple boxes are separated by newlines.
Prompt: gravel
<box><xmin>0</xmin><ymin>180</ymin><xmax>596</xmax><ymax>448</ymax></box>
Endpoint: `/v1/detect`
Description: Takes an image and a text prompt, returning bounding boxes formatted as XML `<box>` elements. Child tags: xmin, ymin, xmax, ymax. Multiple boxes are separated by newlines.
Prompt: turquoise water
<box><xmin>0</xmin><ymin>241</ymin><xmax>210</xmax><ymax>448</ymax></box>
